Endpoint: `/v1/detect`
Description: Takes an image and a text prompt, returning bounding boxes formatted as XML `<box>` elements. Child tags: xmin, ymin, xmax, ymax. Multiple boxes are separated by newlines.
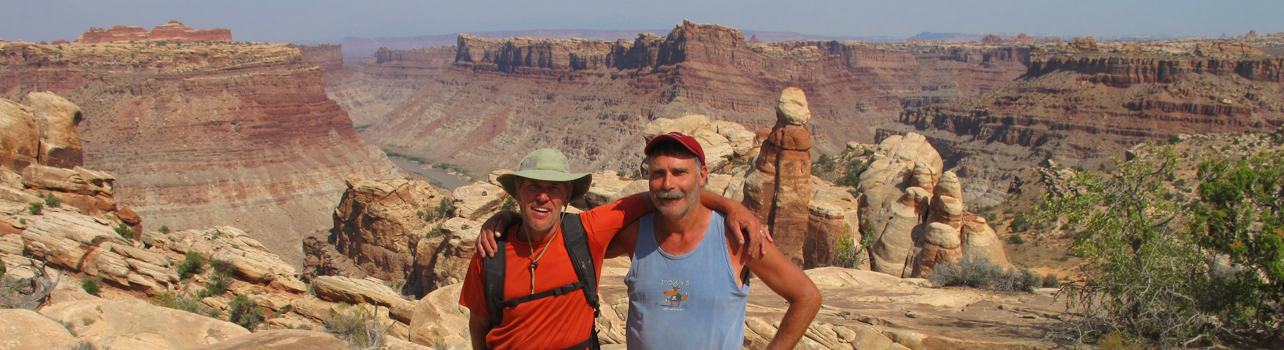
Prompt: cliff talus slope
<box><xmin>0</xmin><ymin>40</ymin><xmax>400</xmax><ymax>267</ymax></box>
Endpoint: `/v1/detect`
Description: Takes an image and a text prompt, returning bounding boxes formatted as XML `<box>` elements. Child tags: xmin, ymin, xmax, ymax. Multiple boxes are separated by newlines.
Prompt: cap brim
<box><xmin>498</xmin><ymin>171</ymin><xmax>593</xmax><ymax>201</ymax></box>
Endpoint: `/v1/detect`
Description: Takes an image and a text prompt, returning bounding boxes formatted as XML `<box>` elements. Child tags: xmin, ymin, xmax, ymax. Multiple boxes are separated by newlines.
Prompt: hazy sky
<box><xmin>3</xmin><ymin>0</ymin><xmax>1281</xmax><ymax>44</ymax></box>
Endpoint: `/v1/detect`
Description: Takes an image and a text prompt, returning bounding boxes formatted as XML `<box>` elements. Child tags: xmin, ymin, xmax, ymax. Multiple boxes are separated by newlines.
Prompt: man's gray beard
<box><xmin>655</xmin><ymin>189</ymin><xmax>685</xmax><ymax>199</ymax></box>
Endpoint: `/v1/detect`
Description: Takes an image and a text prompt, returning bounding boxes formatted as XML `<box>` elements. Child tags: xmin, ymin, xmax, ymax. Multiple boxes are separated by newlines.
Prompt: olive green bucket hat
<box><xmin>496</xmin><ymin>148</ymin><xmax>593</xmax><ymax>202</ymax></box>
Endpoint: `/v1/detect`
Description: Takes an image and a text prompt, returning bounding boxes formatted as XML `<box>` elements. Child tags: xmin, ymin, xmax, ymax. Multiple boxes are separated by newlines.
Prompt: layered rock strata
<box><xmin>743</xmin><ymin>88</ymin><xmax>815</xmax><ymax>266</ymax></box>
<box><xmin>75</xmin><ymin>21</ymin><xmax>232</xmax><ymax>44</ymax></box>
<box><xmin>0</xmin><ymin>38</ymin><xmax>402</xmax><ymax>267</ymax></box>
<box><xmin>346</xmin><ymin>21</ymin><xmax>1030</xmax><ymax>177</ymax></box>
<box><xmin>881</xmin><ymin>41</ymin><xmax>1284</xmax><ymax>204</ymax></box>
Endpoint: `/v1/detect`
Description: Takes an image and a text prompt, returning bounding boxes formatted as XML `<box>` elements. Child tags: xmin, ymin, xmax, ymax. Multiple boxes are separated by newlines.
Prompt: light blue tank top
<box><xmin>625</xmin><ymin>212</ymin><xmax>749</xmax><ymax>350</ymax></box>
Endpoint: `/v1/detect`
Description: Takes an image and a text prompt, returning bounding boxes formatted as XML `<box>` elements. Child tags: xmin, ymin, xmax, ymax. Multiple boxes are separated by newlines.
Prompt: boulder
<box><xmin>24</xmin><ymin>92</ymin><xmax>83</xmax><ymax>169</ymax></box>
<box><xmin>451</xmin><ymin>181</ymin><xmax>507</xmax><ymax>220</ymax></box>
<box><xmin>776</xmin><ymin>87</ymin><xmax>811</xmax><ymax>125</ymax></box>
<box><xmin>0</xmin><ymin>309</ymin><xmax>81</xmax><ymax>349</ymax></box>
<box><xmin>960</xmin><ymin>217</ymin><xmax>1013</xmax><ymax>270</ymax></box>
<box><xmin>583</xmin><ymin>170</ymin><xmax>635</xmax><ymax>208</ymax></box>
<box><xmin>913</xmin><ymin>223</ymin><xmax>963</xmax><ymax>277</ymax></box>
<box><xmin>804</xmin><ymin>178</ymin><xmax>861</xmax><ymax>268</ymax></box>
<box><xmin>312</xmin><ymin>275</ymin><xmax>408</xmax><ymax>308</ymax></box>
<box><xmin>409</xmin><ymin>283</ymin><xmax>470</xmax><ymax>347</ymax></box>
<box><xmin>0</xmin><ymin>98</ymin><xmax>39</xmax><ymax>172</ymax></box>
<box><xmin>332</xmin><ymin>175</ymin><xmax>445</xmax><ymax>283</ymax></box>
<box><xmin>40</xmin><ymin>298</ymin><xmax>250</xmax><ymax>350</ymax></box>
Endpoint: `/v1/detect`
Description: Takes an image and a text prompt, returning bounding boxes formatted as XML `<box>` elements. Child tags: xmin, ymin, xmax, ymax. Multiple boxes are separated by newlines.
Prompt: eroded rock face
<box><xmin>0</xmin><ymin>39</ymin><xmax>402</xmax><ymax>268</ymax></box>
<box><xmin>76</xmin><ymin>21</ymin><xmax>232</xmax><ymax>43</ymax></box>
<box><xmin>857</xmin><ymin>133</ymin><xmax>1012</xmax><ymax>277</ymax></box>
<box><xmin>409</xmin><ymin>282</ymin><xmax>469</xmax><ymax>347</ymax></box>
<box><xmin>332</xmin><ymin>175</ymin><xmax>446</xmax><ymax>284</ymax></box>
<box><xmin>743</xmin><ymin>88</ymin><xmax>814</xmax><ymax>266</ymax></box>
<box><xmin>0</xmin><ymin>98</ymin><xmax>39</xmax><ymax>171</ymax></box>
<box><xmin>24</xmin><ymin>92</ymin><xmax>83</xmax><ymax>169</ymax></box>
<box><xmin>354</xmin><ymin>21</ymin><xmax>1029</xmax><ymax>180</ymax></box>
<box><xmin>150</xmin><ymin>226</ymin><xmax>306</xmax><ymax>293</ymax></box>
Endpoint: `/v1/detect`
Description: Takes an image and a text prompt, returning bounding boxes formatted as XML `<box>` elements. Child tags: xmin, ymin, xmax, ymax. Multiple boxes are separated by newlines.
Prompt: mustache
<box><xmin>655</xmin><ymin>189</ymin><xmax>686</xmax><ymax>199</ymax></box>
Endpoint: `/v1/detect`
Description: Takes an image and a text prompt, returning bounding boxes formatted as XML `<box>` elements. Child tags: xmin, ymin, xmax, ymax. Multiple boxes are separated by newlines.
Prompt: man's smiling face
<box><xmin>516</xmin><ymin>178</ymin><xmax>571</xmax><ymax>235</ymax></box>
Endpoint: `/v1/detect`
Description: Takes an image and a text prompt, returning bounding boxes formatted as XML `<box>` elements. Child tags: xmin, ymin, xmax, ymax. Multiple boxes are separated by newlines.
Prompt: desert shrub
<box><xmin>0</xmin><ymin>262</ymin><xmax>5</xmax><ymax>276</ymax></box>
<box><xmin>175</xmin><ymin>252</ymin><xmax>205</xmax><ymax>280</ymax></box>
<box><xmin>113</xmin><ymin>223</ymin><xmax>135</xmax><ymax>240</ymax></box>
<box><xmin>325</xmin><ymin>304</ymin><xmax>391</xmax><ymax>349</ymax></box>
<box><xmin>812</xmin><ymin>154</ymin><xmax>836</xmax><ymax>175</ymax></box>
<box><xmin>501</xmin><ymin>198</ymin><xmax>517</xmax><ymax>211</ymax></box>
<box><xmin>832</xmin><ymin>233</ymin><xmax>865</xmax><ymax>269</ymax></box>
<box><xmin>835</xmin><ymin>158</ymin><xmax>868</xmax><ymax>188</ymax></box>
<box><xmin>152</xmin><ymin>291</ymin><xmax>203</xmax><ymax>314</ymax></box>
<box><xmin>927</xmin><ymin>255</ymin><xmax>1035</xmax><ymax>292</ymax></box>
<box><xmin>1032</xmin><ymin>145</ymin><xmax>1222</xmax><ymax>343</ymax></box>
<box><xmin>228</xmin><ymin>294</ymin><xmax>264</xmax><ymax>330</ymax></box>
<box><xmin>63</xmin><ymin>341</ymin><xmax>93</xmax><ymax>350</ymax></box>
<box><xmin>1008</xmin><ymin>233</ymin><xmax>1026</xmax><ymax>244</ymax></box>
<box><xmin>1008</xmin><ymin>212</ymin><xmax>1031</xmax><ymax>232</ymax></box>
<box><xmin>1021</xmin><ymin>268</ymin><xmax>1043</xmax><ymax>290</ymax></box>
<box><xmin>81</xmin><ymin>277</ymin><xmax>101</xmax><ymax>296</ymax></box>
<box><xmin>198</xmin><ymin>277</ymin><xmax>229</xmax><ymax>298</ymax></box>
<box><xmin>159</xmin><ymin>225</ymin><xmax>171</xmax><ymax>234</ymax></box>
<box><xmin>423</xmin><ymin>197</ymin><xmax>455</xmax><ymax>222</ymax></box>
<box><xmin>44</xmin><ymin>193</ymin><xmax>60</xmax><ymax>208</ymax></box>
<box><xmin>27</xmin><ymin>202</ymin><xmax>42</xmax><ymax>215</ymax></box>
<box><xmin>209</xmin><ymin>260</ymin><xmax>236</xmax><ymax>277</ymax></box>
<box><xmin>1042</xmin><ymin>273</ymin><xmax>1060</xmax><ymax>288</ymax></box>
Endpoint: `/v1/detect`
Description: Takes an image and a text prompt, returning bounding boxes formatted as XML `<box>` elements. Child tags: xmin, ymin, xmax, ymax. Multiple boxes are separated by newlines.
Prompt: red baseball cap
<box><xmin>644</xmin><ymin>132</ymin><xmax>706</xmax><ymax>165</ymax></box>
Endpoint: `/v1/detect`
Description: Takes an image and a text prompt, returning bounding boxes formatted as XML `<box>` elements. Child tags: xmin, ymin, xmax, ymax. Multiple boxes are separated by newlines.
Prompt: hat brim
<box><xmin>498</xmin><ymin>170</ymin><xmax>593</xmax><ymax>202</ymax></box>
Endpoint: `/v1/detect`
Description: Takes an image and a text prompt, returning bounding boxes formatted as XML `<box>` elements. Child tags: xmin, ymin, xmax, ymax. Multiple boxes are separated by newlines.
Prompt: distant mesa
<box><xmin>75</xmin><ymin>21</ymin><xmax>231</xmax><ymax>44</ymax></box>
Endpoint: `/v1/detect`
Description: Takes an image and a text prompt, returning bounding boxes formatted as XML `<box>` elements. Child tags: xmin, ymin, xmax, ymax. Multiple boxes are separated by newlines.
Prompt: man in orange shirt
<box><xmin>458</xmin><ymin>148</ymin><xmax>763</xmax><ymax>350</ymax></box>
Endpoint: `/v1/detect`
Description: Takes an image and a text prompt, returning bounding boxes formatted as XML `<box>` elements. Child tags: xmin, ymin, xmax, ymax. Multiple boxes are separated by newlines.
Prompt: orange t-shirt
<box><xmin>459</xmin><ymin>195</ymin><xmax>649</xmax><ymax>350</ymax></box>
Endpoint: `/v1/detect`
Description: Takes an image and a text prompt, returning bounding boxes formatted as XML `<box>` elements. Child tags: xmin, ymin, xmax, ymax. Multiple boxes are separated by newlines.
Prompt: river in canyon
<box><xmin>388</xmin><ymin>157</ymin><xmax>468</xmax><ymax>189</ymax></box>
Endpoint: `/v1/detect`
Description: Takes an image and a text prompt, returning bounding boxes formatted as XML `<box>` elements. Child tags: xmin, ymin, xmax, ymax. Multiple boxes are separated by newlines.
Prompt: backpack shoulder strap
<box><xmin>482</xmin><ymin>224</ymin><xmax>513</xmax><ymax>330</ymax></box>
<box><xmin>559</xmin><ymin>213</ymin><xmax>600</xmax><ymax>317</ymax></box>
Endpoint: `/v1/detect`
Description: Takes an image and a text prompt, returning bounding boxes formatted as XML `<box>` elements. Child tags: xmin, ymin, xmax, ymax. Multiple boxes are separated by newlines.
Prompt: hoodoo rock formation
<box><xmin>325</xmin><ymin>21</ymin><xmax>1031</xmax><ymax>178</ymax></box>
<box><xmin>0</xmin><ymin>36</ymin><xmax>401</xmax><ymax>268</ymax></box>
<box><xmin>855</xmin><ymin>132</ymin><xmax>1012</xmax><ymax>277</ymax></box>
<box><xmin>75</xmin><ymin>21</ymin><xmax>232</xmax><ymax>44</ymax></box>
<box><xmin>743</xmin><ymin>88</ymin><xmax>815</xmax><ymax>266</ymax></box>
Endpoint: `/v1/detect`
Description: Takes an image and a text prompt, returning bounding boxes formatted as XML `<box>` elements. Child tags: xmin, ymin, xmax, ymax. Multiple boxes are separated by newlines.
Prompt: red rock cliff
<box><xmin>0</xmin><ymin>40</ymin><xmax>401</xmax><ymax>267</ymax></box>
<box><xmin>75</xmin><ymin>21</ymin><xmax>232</xmax><ymax>44</ymax></box>
<box><xmin>346</xmin><ymin>21</ymin><xmax>1029</xmax><ymax>177</ymax></box>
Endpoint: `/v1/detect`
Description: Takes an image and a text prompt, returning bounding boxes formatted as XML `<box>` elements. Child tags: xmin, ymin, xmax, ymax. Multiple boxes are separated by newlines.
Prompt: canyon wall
<box><xmin>0</xmin><ymin>40</ymin><xmax>401</xmax><ymax>267</ymax></box>
<box><xmin>332</xmin><ymin>21</ymin><xmax>1030</xmax><ymax>178</ymax></box>
<box><xmin>878</xmin><ymin>48</ymin><xmax>1284</xmax><ymax>204</ymax></box>
<box><xmin>76</xmin><ymin>21</ymin><xmax>232</xmax><ymax>44</ymax></box>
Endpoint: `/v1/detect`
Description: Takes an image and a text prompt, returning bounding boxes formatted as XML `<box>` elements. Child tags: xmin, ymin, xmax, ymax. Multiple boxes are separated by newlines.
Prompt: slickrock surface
<box><xmin>329</xmin><ymin>21</ymin><xmax>1029</xmax><ymax>177</ymax></box>
<box><xmin>0</xmin><ymin>308</ymin><xmax>81</xmax><ymax>349</ymax></box>
<box><xmin>0</xmin><ymin>38</ymin><xmax>402</xmax><ymax>267</ymax></box>
<box><xmin>40</xmin><ymin>298</ymin><xmax>252</xmax><ymax>349</ymax></box>
<box><xmin>75</xmin><ymin>21</ymin><xmax>232</xmax><ymax>44</ymax></box>
<box><xmin>881</xmin><ymin>37</ymin><xmax>1284</xmax><ymax>204</ymax></box>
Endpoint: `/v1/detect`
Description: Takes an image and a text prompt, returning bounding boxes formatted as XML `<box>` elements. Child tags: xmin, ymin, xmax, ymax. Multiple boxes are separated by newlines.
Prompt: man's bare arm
<box><xmin>468</xmin><ymin>313</ymin><xmax>488</xmax><ymax>350</ymax></box>
<box><xmin>745</xmin><ymin>244</ymin><xmax>821</xmax><ymax>350</ymax></box>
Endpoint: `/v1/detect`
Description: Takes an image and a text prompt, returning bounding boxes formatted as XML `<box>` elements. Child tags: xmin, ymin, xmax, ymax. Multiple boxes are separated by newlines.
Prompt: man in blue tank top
<box><xmin>606</xmin><ymin>133</ymin><xmax>821</xmax><ymax>350</ymax></box>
